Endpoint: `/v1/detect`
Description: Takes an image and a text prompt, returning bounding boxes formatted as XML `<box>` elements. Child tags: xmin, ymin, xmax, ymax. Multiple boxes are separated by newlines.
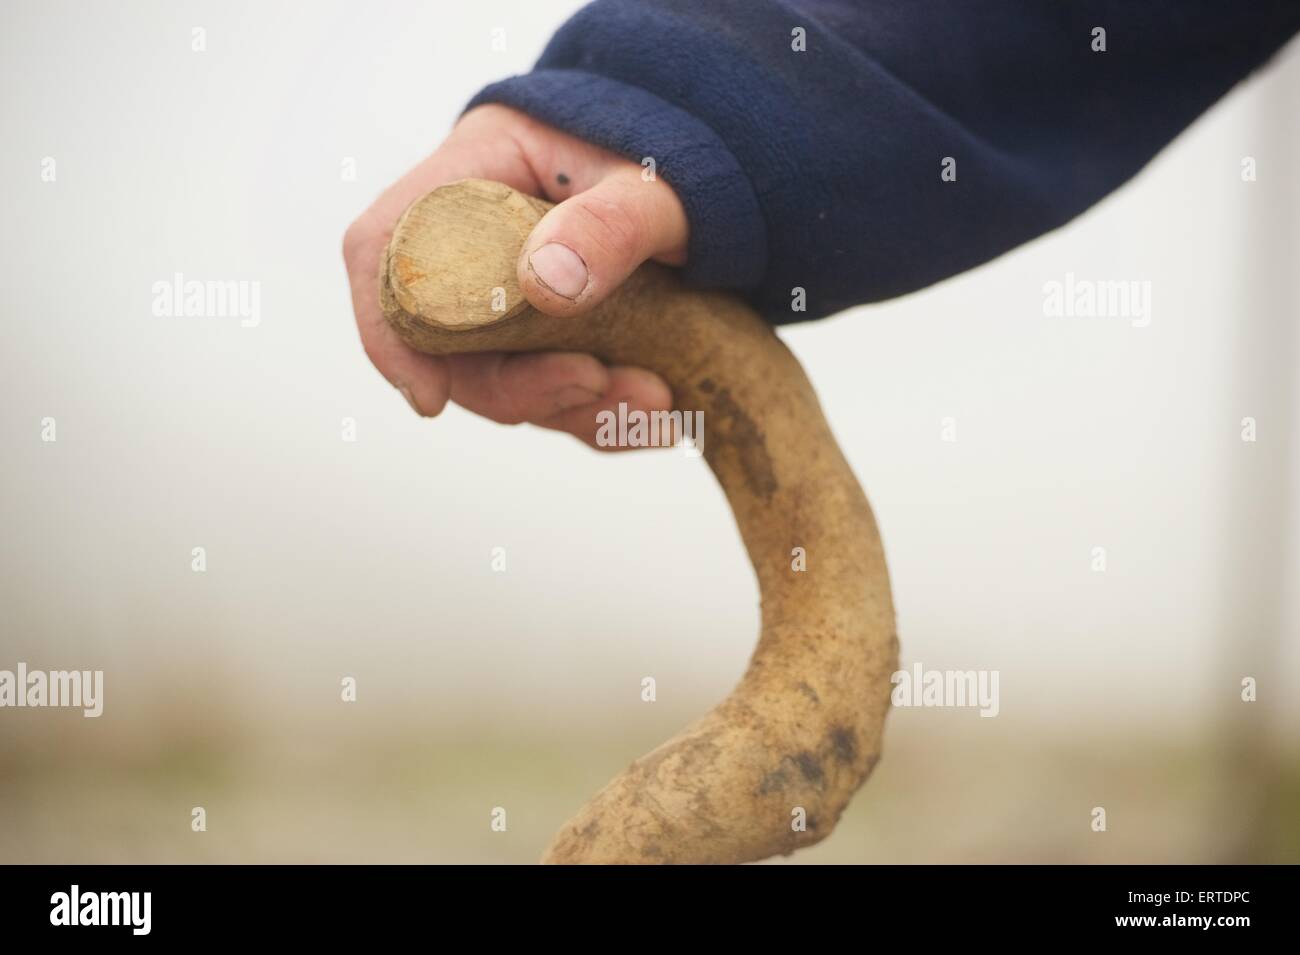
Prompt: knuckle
<box><xmin>474</xmin><ymin>400</ymin><xmax>526</xmax><ymax>426</ymax></box>
<box><xmin>572</xmin><ymin>192</ymin><xmax>643</xmax><ymax>264</ymax></box>
<box><xmin>458</xmin><ymin>102</ymin><xmax>519</xmax><ymax>131</ymax></box>
<box><xmin>461</xmin><ymin>357</ymin><xmax>526</xmax><ymax>425</ymax></box>
<box><xmin>342</xmin><ymin>215</ymin><xmax>377</xmax><ymax>266</ymax></box>
<box><xmin>360</xmin><ymin>337</ymin><xmax>386</xmax><ymax>371</ymax></box>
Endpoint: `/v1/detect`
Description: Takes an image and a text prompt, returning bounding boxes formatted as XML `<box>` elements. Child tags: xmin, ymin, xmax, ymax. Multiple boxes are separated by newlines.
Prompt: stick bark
<box><xmin>381</xmin><ymin>179</ymin><xmax>898</xmax><ymax>864</ymax></box>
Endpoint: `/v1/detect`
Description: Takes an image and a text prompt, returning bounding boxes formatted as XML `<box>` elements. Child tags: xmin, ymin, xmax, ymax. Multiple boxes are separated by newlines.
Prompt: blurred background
<box><xmin>1</xmin><ymin>2</ymin><xmax>1296</xmax><ymax>863</ymax></box>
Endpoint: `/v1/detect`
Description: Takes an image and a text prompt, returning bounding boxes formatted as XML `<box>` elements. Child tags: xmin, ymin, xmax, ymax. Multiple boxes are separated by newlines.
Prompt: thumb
<box><xmin>517</xmin><ymin>166</ymin><xmax>688</xmax><ymax>317</ymax></box>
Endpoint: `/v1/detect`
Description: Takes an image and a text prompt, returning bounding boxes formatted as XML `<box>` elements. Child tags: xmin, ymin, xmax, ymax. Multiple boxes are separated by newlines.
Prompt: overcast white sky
<box><xmin>1</xmin><ymin>3</ymin><xmax>1296</xmax><ymax>741</ymax></box>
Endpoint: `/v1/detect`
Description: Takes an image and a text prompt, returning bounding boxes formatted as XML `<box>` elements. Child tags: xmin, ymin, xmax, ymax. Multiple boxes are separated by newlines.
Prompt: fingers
<box><xmin>534</xmin><ymin>366</ymin><xmax>674</xmax><ymax>451</ymax></box>
<box><xmin>517</xmin><ymin>166</ymin><xmax>688</xmax><ymax>317</ymax></box>
<box><xmin>345</xmin><ymin>103</ymin><xmax>686</xmax><ymax>438</ymax></box>
<box><xmin>345</xmin><ymin>210</ymin><xmax>452</xmax><ymax>416</ymax></box>
<box><xmin>444</xmin><ymin>351</ymin><xmax>608</xmax><ymax>425</ymax></box>
<box><xmin>446</xmin><ymin>354</ymin><xmax>673</xmax><ymax>451</ymax></box>
<box><xmin>343</xmin><ymin>108</ymin><xmax>542</xmax><ymax>416</ymax></box>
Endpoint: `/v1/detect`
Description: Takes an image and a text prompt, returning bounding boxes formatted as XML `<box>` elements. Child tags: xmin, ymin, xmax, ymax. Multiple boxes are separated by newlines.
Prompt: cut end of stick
<box><xmin>385</xmin><ymin>179</ymin><xmax>546</xmax><ymax>330</ymax></box>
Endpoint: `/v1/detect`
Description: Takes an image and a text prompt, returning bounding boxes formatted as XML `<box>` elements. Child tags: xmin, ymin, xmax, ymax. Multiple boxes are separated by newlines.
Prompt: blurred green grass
<box><xmin>3</xmin><ymin>714</ymin><xmax>1295</xmax><ymax>863</ymax></box>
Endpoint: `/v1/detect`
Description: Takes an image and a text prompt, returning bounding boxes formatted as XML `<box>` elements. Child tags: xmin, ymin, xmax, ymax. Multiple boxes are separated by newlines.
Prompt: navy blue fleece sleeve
<box><xmin>468</xmin><ymin>1</ymin><xmax>1300</xmax><ymax>324</ymax></box>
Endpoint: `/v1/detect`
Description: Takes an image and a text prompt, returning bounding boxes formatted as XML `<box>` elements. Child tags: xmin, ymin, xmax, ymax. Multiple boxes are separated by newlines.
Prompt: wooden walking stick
<box><xmin>381</xmin><ymin>179</ymin><xmax>898</xmax><ymax>864</ymax></box>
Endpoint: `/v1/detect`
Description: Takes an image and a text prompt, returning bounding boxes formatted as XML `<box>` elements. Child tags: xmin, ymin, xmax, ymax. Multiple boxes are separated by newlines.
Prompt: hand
<box><xmin>343</xmin><ymin>104</ymin><xmax>689</xmax><ymax>448</ymax></box>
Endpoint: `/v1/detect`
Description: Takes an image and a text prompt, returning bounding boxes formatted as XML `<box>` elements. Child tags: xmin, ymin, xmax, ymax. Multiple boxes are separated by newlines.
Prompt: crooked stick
<box><xmin>381</xmin><ymin>179</ymin><xmax>898</xmax><ymax>864</ymax></box>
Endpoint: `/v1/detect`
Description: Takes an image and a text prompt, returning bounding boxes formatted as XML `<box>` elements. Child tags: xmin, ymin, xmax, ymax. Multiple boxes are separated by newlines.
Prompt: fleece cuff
<box><xmin>467</xmin><ymin>68</ymin><xmax>768</xmax><ymax>293</ymax></box>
